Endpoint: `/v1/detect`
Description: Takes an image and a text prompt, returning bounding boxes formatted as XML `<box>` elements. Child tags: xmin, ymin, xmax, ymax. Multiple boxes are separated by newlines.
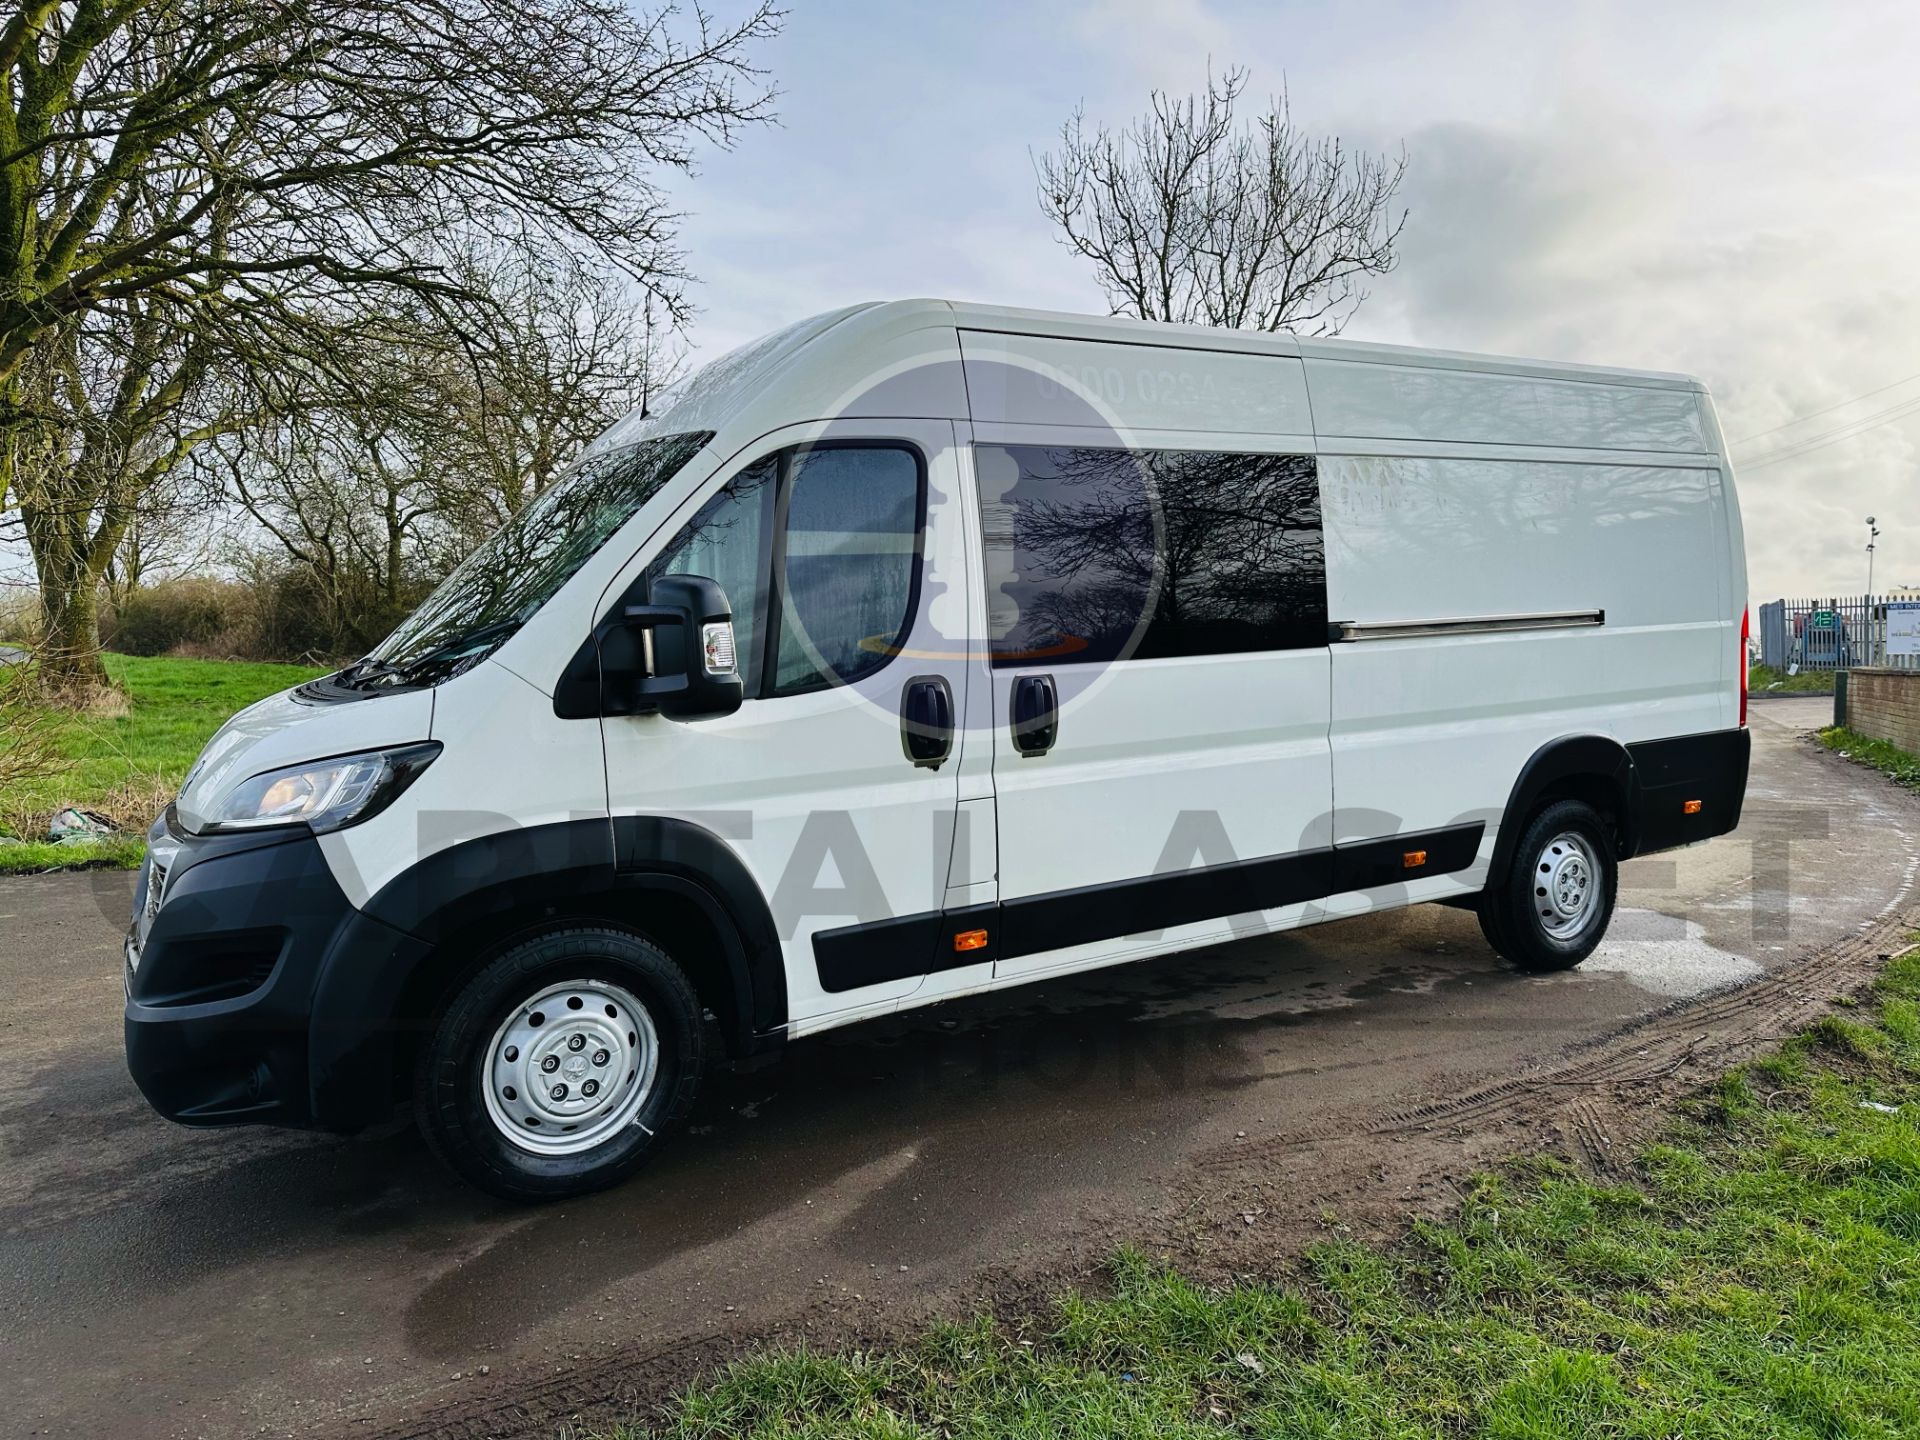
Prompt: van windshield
<box><xmin>340</xmin><ymin>431</ymin><xmax>713</xmax><ymax>690</ymax></box>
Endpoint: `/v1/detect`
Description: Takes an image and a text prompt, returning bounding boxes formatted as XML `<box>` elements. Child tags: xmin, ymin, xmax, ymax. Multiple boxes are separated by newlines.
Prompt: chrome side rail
<box><xmin>1328</xmin><ymin>609</ymin><xmax>1605</xmax><ymax>643</ymax></box>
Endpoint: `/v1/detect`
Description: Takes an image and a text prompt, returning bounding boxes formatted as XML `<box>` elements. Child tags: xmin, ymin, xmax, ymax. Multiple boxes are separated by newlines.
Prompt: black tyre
<box><xmin>1477</xmin><ymin>798</ymin><xmax>1617</xmax><ymax>973</ymax></box>
<box><xmin>415</xmin><ymin>926</ymin><xmax>705</xmax><ymax>1201</ymax></box>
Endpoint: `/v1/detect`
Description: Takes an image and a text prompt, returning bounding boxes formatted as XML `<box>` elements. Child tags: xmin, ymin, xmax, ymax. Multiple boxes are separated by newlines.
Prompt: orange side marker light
<box><xmin>954</xmin><ymin>928</ymin><xmax>990</xmax><ymax>952</ymax></box>
<box><xmin>1683</xmin><ymin>799</ymin><xmax>1703</xmax><ymax>815</ymax></box>
<box><xmin>1402</xmin><ymin>850</ymin><xmax>1428</xmax><ymax>869</ymax></box>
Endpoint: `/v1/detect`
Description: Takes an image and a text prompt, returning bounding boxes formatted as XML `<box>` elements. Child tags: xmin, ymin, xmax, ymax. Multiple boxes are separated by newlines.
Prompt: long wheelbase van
<box><xmin>125</xmin><ymin>301</ymin><xmax>1750</xmax><ymax>1198</ymax></box>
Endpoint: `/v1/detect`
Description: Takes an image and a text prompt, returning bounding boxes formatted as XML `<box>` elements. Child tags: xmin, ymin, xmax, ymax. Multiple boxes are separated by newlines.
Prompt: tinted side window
<box><xmin>978</xmin><ymin>444</ymin><xmax>1325</xmax><ymax>666</ymax></box>
<box><xmin>647</xmin><ymin>456</ymin><xmax>777</xmax><ymax>693</ymax></box>
<box><xmin>771</xmin><ymin>446</ymin><xmax>923</xmax><ymax>695</ymax></box>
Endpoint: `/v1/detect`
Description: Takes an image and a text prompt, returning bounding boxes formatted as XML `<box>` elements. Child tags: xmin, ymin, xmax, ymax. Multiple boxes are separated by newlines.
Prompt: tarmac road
<box><xmin>3</xmin><ymin>697</ymin><xmax>1916</xmax><ymax>1439</ymax></box>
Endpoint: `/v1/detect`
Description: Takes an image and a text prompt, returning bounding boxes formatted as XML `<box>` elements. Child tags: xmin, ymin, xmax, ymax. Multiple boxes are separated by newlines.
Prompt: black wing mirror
<box><xmin>581</xmin><ymin>573</ymin><xmax>744</xmax><ymax>720</ymax></box>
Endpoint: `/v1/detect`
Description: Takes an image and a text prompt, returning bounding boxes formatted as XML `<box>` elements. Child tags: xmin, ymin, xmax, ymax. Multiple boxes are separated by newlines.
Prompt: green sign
<box><xmin>1811</xmin><ymin>609</ymin><xmax>1837</xmax><ymax>628</ymax></box>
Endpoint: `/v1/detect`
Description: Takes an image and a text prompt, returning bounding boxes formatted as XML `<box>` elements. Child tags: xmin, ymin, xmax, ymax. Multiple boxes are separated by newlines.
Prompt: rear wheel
<box><xmin>1477</xmin><ymin>798</ymin><xmax>1617</xmax><ymax>973</ymax></box>
<box><xmin>415</xmin><ymin>926</ymin><xmax>704</xmax><ymax>1200</ymax></box>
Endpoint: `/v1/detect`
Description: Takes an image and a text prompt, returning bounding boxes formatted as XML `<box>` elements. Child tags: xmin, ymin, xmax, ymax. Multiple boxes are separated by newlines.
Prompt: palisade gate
<box><xmin>1757</xmin><ymin>595</ymin><xmax>1920</xmax><ymax>672</ymax></box>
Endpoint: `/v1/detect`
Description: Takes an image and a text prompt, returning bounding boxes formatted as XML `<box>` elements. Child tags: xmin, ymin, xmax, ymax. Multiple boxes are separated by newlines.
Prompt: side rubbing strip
<box><xmin>811</xmin><ymin>824</ymin><xmax>1486</xmax><ymax>992</ymax></box>
<box><xmin>812</xmin><ymin>912</ymin><xmax>945</xmax><ymax>994</ymax></box>
<box><xmin>814</xmin><ymin>901</ymin><xmax>1001</xmax><ymax>994</ymax></box>
<box><xmin>1329</xmin><ymin>823</ymin><xmax>1485</xmax><ymax>893</ymax></box>
<box><xmin>999</xmin><ymin>850</ymin><xmax>1332</xmax><ymax>961</ymax></box>
<box><xmin>1328</xmin><ymin>610</ymin><xmax>1603</xmax><ymax>643</ymax></box>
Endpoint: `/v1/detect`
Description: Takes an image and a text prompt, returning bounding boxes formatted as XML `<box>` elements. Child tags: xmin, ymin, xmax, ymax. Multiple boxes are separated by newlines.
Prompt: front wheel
<box><xmin>1477</xmin><ymin>799</ymin><xmax>1617</xmax><ymax>973</ymax></box>
<box><xmin>415</xmin><ymin>926</ymin><xmax>705</xmax><ymax>1200</ymax></box>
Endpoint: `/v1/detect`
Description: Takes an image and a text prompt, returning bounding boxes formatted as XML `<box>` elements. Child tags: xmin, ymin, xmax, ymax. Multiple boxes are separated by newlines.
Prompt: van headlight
<box><xmin>192</xmin><ymin>743</ymin><xmax>442</xmax><ymax>834</ymax></box>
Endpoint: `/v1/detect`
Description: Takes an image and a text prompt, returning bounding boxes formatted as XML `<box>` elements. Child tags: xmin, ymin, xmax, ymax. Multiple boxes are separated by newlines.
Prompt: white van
<box><xmin>125</xmin><ymin>301</ymin><xmax>1750</xmax><ymax>1198</ymax></box>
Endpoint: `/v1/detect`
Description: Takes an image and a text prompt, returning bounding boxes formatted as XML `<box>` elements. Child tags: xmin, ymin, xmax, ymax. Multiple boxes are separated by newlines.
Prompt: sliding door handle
<box><xmin>1010</xmin><ymin>673</ymin><xmax>1058</xmax><ymax>757</ymax></box>
<box><xmin>900</xmin><ymin>676</ymin><xmax>954</xmax><ymax>769</ymax></box>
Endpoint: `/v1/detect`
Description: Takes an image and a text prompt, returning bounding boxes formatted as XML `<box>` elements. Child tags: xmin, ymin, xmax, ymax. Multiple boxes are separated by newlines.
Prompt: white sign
<box><xmin>1888</xmin><ymin>602</ymin><xmax>1920</xmax><ymax>658</ymax></box>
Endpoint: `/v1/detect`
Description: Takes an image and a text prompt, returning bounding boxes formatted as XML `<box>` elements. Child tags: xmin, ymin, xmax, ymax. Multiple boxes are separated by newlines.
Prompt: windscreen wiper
<box><xmin>336</xmin><ymin>655</ymin><xmax>408</xmax><ymax>689</ymax></box>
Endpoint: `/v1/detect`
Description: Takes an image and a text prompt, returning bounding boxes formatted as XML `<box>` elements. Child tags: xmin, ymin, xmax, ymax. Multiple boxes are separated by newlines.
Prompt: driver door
<box><xmin>598</xmin><ymin>420</ymin><xmax>976</xmax><ymax>1032</ymax></box>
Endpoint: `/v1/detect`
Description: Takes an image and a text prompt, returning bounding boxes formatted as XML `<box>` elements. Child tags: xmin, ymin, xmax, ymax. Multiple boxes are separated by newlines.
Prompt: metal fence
<box><xmin>1757</xmin><ymin>595</ymin><xmax>1920</xmax><ymax>672</ymax></box>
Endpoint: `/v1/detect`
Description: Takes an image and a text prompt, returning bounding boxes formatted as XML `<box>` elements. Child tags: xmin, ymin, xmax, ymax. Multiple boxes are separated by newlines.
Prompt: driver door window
<box><xmin>645</xmin><ymin>442</ymin><xmax>924</xmax><ymax>702</ymax></box>
<box><xmin>649</xmin><ymin>456</ymin><xmax>777</xmax><ymax>694</ymax></box>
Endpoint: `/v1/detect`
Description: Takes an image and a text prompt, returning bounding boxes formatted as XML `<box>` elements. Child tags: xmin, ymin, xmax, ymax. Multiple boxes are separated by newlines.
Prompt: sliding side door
<box><xmin>974</xmin><ymin>435</ymin><xmax>1335</xmax><ymax>979</ymax></box>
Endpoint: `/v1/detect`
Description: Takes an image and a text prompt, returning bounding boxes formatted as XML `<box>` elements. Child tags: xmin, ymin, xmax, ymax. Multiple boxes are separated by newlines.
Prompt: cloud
<box><xmin>1359</xmin><ymin>95</ymin><xmax>1920</xmax><ymax>600</ymax></box>
<box><xmin>665</xmin><ymin>0</ymin><xmax>1920</xmax><ymax>602</ymax></box>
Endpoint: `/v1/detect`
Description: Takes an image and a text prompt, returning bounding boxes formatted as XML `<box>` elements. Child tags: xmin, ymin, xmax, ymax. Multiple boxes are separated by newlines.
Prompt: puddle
<box><xmin>1576</xmin><ymin>907</ymin><xmax>1763</xmax><ymax>997</ymax></box>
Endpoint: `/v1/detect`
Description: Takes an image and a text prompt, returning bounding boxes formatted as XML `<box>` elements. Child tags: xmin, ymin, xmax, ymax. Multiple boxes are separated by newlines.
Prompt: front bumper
<box><xmin>124</xmin><ymin>810</ymin><xmax>426</xmax><ymax>1130</ymax></box>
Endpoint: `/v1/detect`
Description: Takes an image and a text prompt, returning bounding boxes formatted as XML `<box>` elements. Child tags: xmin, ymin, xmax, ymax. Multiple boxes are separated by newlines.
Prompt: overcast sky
<box><xmin>667</xmin><ymin>0</ymin><xmax>1920</xmax><ymax>601</ymax></box>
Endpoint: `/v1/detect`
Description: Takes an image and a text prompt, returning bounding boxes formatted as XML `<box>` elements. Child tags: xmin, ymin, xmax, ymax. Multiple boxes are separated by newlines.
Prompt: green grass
<box><xmin>0</xmin><ymin>835</ymin><xmax>150</xmax><ymax>875</ymax></box>
<box><xmin>1749</xmin><ymin>663</ymin><xmax>1837</xmax><ymax>694</ymax></box>
<box><xmin>1818</xmin><ymin>726</ymin><xmax>1920</xmax><ymax>793</ymax></box>
<box><xmin>0</xmin><ymin>653</ymin><xmax>325</xmax><ymax>872</ymax></box>
<box><xmin>620</xmin><ymin>943</ymin><xmax>1920</xmax><ymax>1439</ymax></box>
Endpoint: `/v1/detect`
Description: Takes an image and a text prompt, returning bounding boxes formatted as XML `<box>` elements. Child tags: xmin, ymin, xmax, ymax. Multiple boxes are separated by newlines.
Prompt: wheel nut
<box><xmin>551</xmin><ymin>1083</ymin><xmax>568</xmax><ymax>1101</ymax></box>
<box><xmin>541</xmin><ymin>1055</ymin><xmax>559</xmax><ymax>1073</ymax></box>
<box><xmin>583</xmin><ymin>1079</ymin><xmax>600</xmax><ymax>1097</ymax></box>
<box><xmin>592</xmin><ymin>1048</ymin><xmax>610</xmax><ymax>1066</ymax></box>
<box><xmin>567</xmin><ymin>1034</ymin><xmax>586</xmax><ymax>1051</ymax></box>
<box><xmin>504</xmin><ymin>1045</ymin><xmax>518</xmax><ymax>1062</ymax></box>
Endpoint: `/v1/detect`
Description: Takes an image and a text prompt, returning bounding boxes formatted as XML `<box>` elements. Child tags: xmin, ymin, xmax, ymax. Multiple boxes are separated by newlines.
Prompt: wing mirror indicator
<box><xmin>701</xmin><ymin>620</ymin><xmax>737</xmax><ymax>676</ymax></box>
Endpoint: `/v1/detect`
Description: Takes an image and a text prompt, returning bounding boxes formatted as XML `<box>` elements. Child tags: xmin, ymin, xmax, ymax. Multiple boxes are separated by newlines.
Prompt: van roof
<box><xmin>616</xmin><ymin>297</ymin><xmax>1711</xmax><ymax>465</ymax></box>
<box><xmin>841</xmin><ymin>298</ymin><xmax>1704</xmax><ymax>392</ymax></box>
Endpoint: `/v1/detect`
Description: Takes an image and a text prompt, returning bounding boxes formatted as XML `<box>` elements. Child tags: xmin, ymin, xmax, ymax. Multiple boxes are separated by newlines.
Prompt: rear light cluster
<box><xmin>1740</xmin><ymin>607</ymin><xmax>1750</xmax><ymax>727</ymax></box>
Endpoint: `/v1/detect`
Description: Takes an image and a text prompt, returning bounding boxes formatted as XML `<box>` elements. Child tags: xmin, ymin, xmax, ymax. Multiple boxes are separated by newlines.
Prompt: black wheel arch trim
<box><xmin>329</xmin><ymin>816</ymin><xmax>787</xmax><ymax>1083</ymax></box>
<box><xmin>1489</xmin><ymin>727</ymin><xmax>1751</xmax><ymax>886</ymax></box>
<box><xmin>1488</xmin><ymin>734</ymin><xmax>1636</xmax><ymax>884</ymax></box>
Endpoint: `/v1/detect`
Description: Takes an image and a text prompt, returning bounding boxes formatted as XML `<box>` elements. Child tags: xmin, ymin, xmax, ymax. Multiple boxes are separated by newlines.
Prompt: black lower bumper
<box><xmin>1625</xmin><ymin>726</ymin><xmax>1752</xmax><ymax>857</ymax></box>
<box><xmin>124</xmin><ymin>814</ymin><xmax>427</xmax><ymax>1131</ymax></box>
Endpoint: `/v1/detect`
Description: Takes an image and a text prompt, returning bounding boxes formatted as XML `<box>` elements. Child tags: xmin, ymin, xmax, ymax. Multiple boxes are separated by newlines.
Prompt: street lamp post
<box><xmin>1866</xmin><ymin>517</ymin><xmax>1880</xmax><ymax>664</ymax></box>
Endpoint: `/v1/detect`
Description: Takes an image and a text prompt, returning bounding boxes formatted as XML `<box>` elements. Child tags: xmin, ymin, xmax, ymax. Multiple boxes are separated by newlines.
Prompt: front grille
<box><xmin>144</xmin><ymin>861</ymin><xmax>168</xmax><ymax>925</ymax></box>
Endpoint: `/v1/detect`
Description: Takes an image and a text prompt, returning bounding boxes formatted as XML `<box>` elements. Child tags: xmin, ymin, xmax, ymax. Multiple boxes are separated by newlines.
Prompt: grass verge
<box><xmin>0</xmin><ymin>653</ymin><xmax>326</xmax><ymax>872</ymax></box>
<box><xmin>622</xmin><ymin>942</ymin><xmax>1920</xmax><ymax>1439</ymax></box>
<box><xmin>0</xmin><ymin>835</ymin><xmax>150</xmax><ymax>875</ymax></box>
<box><xmin>1749</xmin><ymin>663</ymin><xmax>1835</xmax><ymax>694</ymax></box>
<box><xmin>1818</xmin><ymin>726</ymin><xmax>1920</xmax><ymax>793</ymax></box>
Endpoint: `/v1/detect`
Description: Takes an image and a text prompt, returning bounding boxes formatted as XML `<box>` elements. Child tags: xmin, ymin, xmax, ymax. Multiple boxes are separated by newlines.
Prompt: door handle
<box><xmin>1010</xmin><ymin>673</ymin><xmax>1058</xmax><ymax>756</ymax></box>
<box><xmin>900</xmin><ymin>675</ymin><xmax>954</xmax><ymax>769</ymax></box>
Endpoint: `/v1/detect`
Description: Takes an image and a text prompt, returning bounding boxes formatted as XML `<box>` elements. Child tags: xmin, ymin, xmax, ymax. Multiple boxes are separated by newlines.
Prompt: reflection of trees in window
<box><xmin>370</xmin><ymin>431</ymin><xmax>712</xmax><ymax>675</ymax></box>
<box><xmin>982</xmin><ymin>444</ymin><xmax>1325</xmax><ymax>665</ymax></box>
<box><xmin>648</xmin><ymin>456</ymin><xmax>777</xmax><ymax>693</ymax></box>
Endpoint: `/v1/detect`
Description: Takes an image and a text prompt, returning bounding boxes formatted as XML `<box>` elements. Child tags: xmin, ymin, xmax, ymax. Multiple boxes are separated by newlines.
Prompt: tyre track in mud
<box><xmin>1199</xmin><ymin>913</ymin><xmax>1915</xmax><ymax>1168</ymax></box>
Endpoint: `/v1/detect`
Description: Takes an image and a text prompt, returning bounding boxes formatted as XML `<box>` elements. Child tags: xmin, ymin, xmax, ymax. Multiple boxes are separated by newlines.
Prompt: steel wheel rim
<box><xmin>1533</xmin><ymin>831</ymin><xmax>1601</xmax><ymax>940</ymax></box>
<box><xmin>480</xmin><ymin>979</ymin><xmax>659</xmax><ymax>1156</ymax></box>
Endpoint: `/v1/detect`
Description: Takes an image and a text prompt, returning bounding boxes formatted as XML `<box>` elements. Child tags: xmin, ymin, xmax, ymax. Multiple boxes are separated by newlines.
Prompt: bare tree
<box><xmin>1036</xmin><ymin>69</ymin><xmax>1407</xmax><ymax>335</ymax></box>
<box><xmin>0</xmin><ymin>0</ymin><xmax>781</xmax><ymax>686</ymax></box>
<box><xmin>103</xmin><ymin>462</ymin><xmax>228</xmax><ymax>608</ymax></box>
<box><xmin>221</xmin><ymin>342</ymin><xmax>452</xmax><ymax>651</ymax></box>
<box><xmin>435</xmin><ymin>249</ymin><xmax>676</xmax><ymax>538</ymax></box>
<box><xmin>222</xmin><ymin>258</ymin><xmax>665</xmax><ymax>653</ymax></box>
<box><xmin>4</xmin><ymin>295</ymin><xmax>258</xmax><ymax>689</ymax></box>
